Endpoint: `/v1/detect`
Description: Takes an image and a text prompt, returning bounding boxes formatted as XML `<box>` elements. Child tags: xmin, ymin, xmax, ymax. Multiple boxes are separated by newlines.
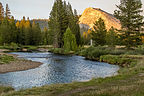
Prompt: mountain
<box><xmin>30</xmin><ymin>19</ymin><xmax>49</xmax><ymax>30</ymax></box>
<box><xmin>79</xmin><ymin>7</ymin><xmax>121</xmax><ymax>30</ymax></box>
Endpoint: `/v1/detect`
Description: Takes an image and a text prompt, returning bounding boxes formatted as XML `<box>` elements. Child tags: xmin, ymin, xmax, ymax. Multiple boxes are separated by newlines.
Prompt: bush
<box><xmin>78</xmin><ymin>46</ymin><xmax>109</xmax><ymax>60</ymax></box>
<box><xmin>10</xmin><ymin>42</ymin><xmax>19</xmax><ymax>51</ymax></box>
<box><xmin>125</xmin><ymin>49</ymin><xmax>144</xmax><ymax>55</ymax></box>
<box><xmin>100</xmin><ymin>55</ymin><xmax>134</xmax><ymax>67</ymax></box>
<box><xmin>109</xmin><ymin>49</ymin><xmax>126</xmax><ymax>55</ymax></box>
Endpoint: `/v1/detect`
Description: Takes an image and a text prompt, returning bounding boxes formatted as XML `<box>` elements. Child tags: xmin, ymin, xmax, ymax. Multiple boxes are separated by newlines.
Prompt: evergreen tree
<box><xmin>57</xmin><ymin>0</ymin><xmax>69</xmax><ymax>48</ymax></box>
<box><xmin>73</xmin><ymin>9</ymin><xmax>81</xmax><ymax>45</ymax></box>
<box><xmin>9</xmin><ymin>16</ymin><xmax>18</xmax><ymax>43</ymax></box>
<box><xmin>5</xmin><ymin>4</ymin><xmax>11</xmax><ymax>19</ymax></box>
<box><xmin>106</xmin><ymin>27</ymin><xmax>118</xmax><ymax>47</ymax></box>
<box><xmin>43</xmin><ymin>27</ymin><xmax>53</xmax><ymax>45</ymax></box>
<box><xmin>114</xmin><ymin>0</ymin><xmax>144</xmax><ymax>48</ymax></box>
<box><xmin>48</xmin><ymin>1</ymin><xmax>60</xmax><ymax>48</ymax></box>
<box><xmin>24</xmin><ymin>17</ymin><xmax>31</xmax><ymax>45</ymax></box>
<box><xmin>0</xmin><ymin>18</ymin><xmax>11</xmax><ymax>44</ymax></box>
<box><xmin>32</xmin><ymin>21</ymin><xmax>42</xmax><ymax>45</ymax></box>
<box><xmin>49</xmin><ymin>0</ymin><xmax>80</xmax><ymax>48</ymax></box>
<box><xmin>0</xmin><ymin>2</ymin><xmax>4</xmax><ymax>23</ymax></box>
<box><xmin>63</xmin><ymin>27</ymin><xmax>77</xmax><ymax>51</ymax></box>
<box><xmin>91</xmin><ymin>18</ymin><xmax>107</xmax><ymax>46</ymax></box>
<box><xmin>18</xmin><ymin>16</ymin><xmax>26</xmax><ymax>45</ymax></box>
<box><xmin>67</xmin><ymin>3</ymin><xmax>81</xmax><ymax>45</ymax></box>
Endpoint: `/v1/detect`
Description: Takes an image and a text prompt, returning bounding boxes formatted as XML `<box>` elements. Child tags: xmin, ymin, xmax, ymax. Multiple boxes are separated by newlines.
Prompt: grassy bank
<box><xmin>1</xmin><ymin>46</ymin><xmax>144</xmax><ymax>96</ymax></box>
<box><xmin>0</xmin><ymin>44</ymin><xmax>39</xmax><ymax>52</ymax></box>
<box><xmin>0</xmin><ymin>86</ymin><xmax>14</xmax><ymax>95</ymax></box>
<box><xmin>0</xmin><ymin>55</ymin><xmax>15</xmax><ymax>65</ymax></box>
<box><xmin>50</xmin><ymin>48</ymin><xmax>75</xmax><ymax>55</ymax></box>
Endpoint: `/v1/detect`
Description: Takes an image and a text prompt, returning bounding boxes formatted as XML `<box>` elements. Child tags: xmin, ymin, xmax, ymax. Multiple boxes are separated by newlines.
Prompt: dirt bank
<box><xmin>0</xmin><ymin>50</ymin><xmax>42</xmax><ymax>74</ymax></box>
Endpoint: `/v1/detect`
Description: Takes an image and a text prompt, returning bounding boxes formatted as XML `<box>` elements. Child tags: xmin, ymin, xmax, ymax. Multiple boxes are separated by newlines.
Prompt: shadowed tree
<box><xmin>0</xmin><ymin>2</ymin><xmax>4</xmax><ymax>23</ymax></box>
<box><xmin>91</xmin><ymin>18</ymin><xmax>107</xmax><ymax>46</ymax></box>
<box><xmin>114</xmin><ymin>0</ymin><xmax>144</xmax><ymax>48</ymax></box>
<box><xmin>5</xmin><ymin>4</ymin><xmax>11</xmax><ymax>19</ymax></box>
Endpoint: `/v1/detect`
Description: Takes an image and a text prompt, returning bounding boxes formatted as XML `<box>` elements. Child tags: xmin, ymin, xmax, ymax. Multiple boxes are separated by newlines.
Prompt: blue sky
<box><xmin>1</xmin><ymin>0</ymin><xmax>144</xmax><ymax>20</ymax></box>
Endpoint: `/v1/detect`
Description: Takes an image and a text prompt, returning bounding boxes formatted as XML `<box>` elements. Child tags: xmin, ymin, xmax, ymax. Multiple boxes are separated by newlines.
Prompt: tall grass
<box><xmin>0</xmin><ymin>86</ymin><xmax>14</xmax><ymax>94</ymax></box>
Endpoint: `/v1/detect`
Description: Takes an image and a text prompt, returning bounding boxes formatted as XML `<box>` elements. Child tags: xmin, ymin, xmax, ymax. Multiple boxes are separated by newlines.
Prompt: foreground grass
<box><xmin>0</xmin><ymin>86</ymin><xmax>14</xmax><ymax>95</ymax></box>
<box><xmin>1</xmin><ymin>54</ymin><xmax>144</xmax><ymax>96</ymax></box>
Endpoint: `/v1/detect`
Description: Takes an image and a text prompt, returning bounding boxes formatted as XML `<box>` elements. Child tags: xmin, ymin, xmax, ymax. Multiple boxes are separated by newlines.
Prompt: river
<box><xmin>0</xmin><ymin>52</ymin><xmax>119</xmax><ymax>90</ymax></box>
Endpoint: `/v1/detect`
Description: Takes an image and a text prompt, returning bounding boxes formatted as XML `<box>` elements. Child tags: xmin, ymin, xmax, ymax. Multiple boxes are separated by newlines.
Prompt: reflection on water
<box><xmin>0</xmin><ymin>52</ymin><xmax>119</xmax><ymax>90</ymax></box>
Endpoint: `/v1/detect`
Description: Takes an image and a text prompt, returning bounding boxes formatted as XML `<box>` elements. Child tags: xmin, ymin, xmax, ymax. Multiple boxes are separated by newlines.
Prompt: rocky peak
<box><xmin>79</xmin><ymin>7</ymin><xmax>121</xmax><ymax>30</ymax></box>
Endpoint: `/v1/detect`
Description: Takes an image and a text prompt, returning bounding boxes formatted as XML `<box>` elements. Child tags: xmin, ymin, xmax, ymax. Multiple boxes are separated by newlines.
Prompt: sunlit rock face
<box><xmin>79</xmin><ymin>7</ymin><xmax>121</xmax><ymax>30</ymax></box>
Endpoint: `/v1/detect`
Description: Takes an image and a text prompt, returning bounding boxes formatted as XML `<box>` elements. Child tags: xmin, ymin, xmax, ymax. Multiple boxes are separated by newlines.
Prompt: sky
<box><xmin>1</xmin><ymin>0</ymin><xmax>144</xmax><ymax>20</ymax></box>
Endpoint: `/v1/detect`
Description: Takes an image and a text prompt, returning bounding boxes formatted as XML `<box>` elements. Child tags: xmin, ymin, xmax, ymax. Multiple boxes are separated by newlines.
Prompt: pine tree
<box><xmin>49</xmin><ymin>0</ymin><xmax>80</xmax><ymax>48</ymax></box>
<box><xmin>63</xmin><ymin>27</ymin><xmax>77</xmax><ymax>51</ymax></box>
<box><xmin>106</xmin><ymin>27</ymin><xmax>118</xmax><ymax>47</ymax></box>
<box><xmin>57</xmin><ymin>0</ymin><xmax>69</xmax><ymax>48</ymax></box>
<box><xmin>31</xmin><ymin>21</ymin><xmax>42</xmax><ymax>45</ymax></box>
<box><xmin>5</xmin><ymin>4</ymin><xmax>11</xmax><ymax>19</ymax></box>
<box><xmin>0</xmin><ymin>2</ymin><xmax>4</xmax><ymax>23</ymax></box>
<box><xmin>73</xmin><ymin>9</ymin><xmax>81</xmax><ymax>45</ymax></box>
<box><xmin>9</xmin><ymin>16</ymin><xmax>18</xmax><ymax>43</ymax></box>
<box><xmin>91</xmin><ymin>18</ymin><xmax>107</xmax><ymax>46</ymax></box>
<box><xmin>114</xmin><ymin>0</ymin><xmax>144</xmax><ymax>48</ymax></box>
<box><xmin>18</xmin><ymin>16</ymin><xmax>26</xmax><ymax>45</ymax></box>
<box><xmin>67</xmin><ymin>3</ymin><xmax>81</xmax><ymax>45</ymax></box>
<box><xmin>0</xmin><ymin>18</ymin><xmax>11</xmax><ymax>44</ymax></box>
<box><xmin>24</xmin><ymin>17</ymin><xmax>31</xmax><ymax>45</ymax></box>
<box><xmin>48</xmin><ymin>1</ymin><xmax>60</xmax><ymax>48</ymax></box>
<box><xmin>43</xmin><ymin>27</ymin><xmax>53</xmax><ymax>45</ymax></box>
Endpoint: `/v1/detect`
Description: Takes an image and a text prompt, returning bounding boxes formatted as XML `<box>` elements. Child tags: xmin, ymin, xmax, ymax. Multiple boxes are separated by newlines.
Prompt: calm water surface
<box><xmin>0</xmin><ymin>52</ymin><xmax>119</xmax><ymax>90</ymax></box>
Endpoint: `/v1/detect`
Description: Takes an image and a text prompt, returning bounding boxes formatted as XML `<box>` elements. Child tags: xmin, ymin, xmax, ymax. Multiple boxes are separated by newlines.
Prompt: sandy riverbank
<box><xmin>0</xmin><ymin>50</ymin><xmax>42</xmax><ymax>74</ymax></box>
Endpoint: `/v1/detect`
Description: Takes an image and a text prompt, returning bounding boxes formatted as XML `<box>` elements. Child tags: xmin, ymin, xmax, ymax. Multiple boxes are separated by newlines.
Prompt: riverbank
<box><xmin>1</xmin><ymin>54</ymin><xmax>144</xmax><ymax>96</ymax></box>
<box><xmin>50</xmin><ymin>46</ymin><xmax>143</xmax><ymax>67</ymax></box>
<box><xmin>0</xmin><ymin>50</ymin><xmax>42</xmax><ymax>74</ymax></box>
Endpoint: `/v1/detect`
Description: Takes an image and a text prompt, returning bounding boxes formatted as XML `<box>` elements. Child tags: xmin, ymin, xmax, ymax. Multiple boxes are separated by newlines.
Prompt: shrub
<box><xmin>109</xmin><ymin>49</ymin><xmax>126</xmax><ymax>55</ymax></box>
<box><xmin>100</xmin><ymin>55</ymin><xmax>134</xmax><ymax>67</ymax></box>
<box><xmin>63</xmin><ymin>27</ymin><xmax>77</xmax><ymax>51</ymax></box>
<box><xmin>79</xmin><ymin>46</ymin><xmax>109</xmax><ymax>60</ymax></box>
<box><xmin>10</xmin><ymin>42</ymin><xmax>19</xmax><ymax>51</ymax></box>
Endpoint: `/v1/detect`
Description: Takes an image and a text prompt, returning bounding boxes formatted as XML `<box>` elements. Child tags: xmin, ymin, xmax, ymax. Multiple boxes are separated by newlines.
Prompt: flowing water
<box><xmin>0</xmin><ymin>52</ymin><xmax>119</xmax><ymax>90</ymax></box>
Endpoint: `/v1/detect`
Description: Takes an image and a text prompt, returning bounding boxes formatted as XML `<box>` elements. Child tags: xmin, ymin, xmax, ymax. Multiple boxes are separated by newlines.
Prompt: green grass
<box><xmin>100</xmin><ymin>55</ymin><xmax>135</xmax><ymax>67</ymax></box>
<box><xmin>0</xmin><ymin>55</ymin><xmax>15</xmax><ymax>64</ymax></box>
<box><xmin>1</xmin><ymin>54</ymin><xmax>144</xmax><ymax>96</ymax></box>
<box><xmin>22</xmin><ymin>45</ymin><xmax>38</xmax><ymax>51</ymax></box>
<box><xmin>0</xmin><ymin>86</ymin><xmax>14</xmax><ymax>95</ymax></box>
<box><xmin>0</xmin><ymin>45</ymin><xmax>39</xmax><ymax>52</ymax></box>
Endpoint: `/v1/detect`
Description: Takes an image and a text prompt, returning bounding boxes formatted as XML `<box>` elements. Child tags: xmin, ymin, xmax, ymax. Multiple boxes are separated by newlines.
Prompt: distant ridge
<box><xmin>30</xmin><ymin>19</ymin><xmax>49</xmax><ymax>30</ymax></box>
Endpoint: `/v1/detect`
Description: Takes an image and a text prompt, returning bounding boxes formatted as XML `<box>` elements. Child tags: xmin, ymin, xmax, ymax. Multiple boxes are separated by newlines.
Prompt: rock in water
<box><xmin>79</xmin><ymin>7</ymin><xmax>121</xmax><ymax>30</ymax></box>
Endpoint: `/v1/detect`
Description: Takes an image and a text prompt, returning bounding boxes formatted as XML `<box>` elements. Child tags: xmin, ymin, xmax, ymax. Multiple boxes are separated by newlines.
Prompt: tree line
<box><xmin>0</xmin><ymin>0</ymin><xmax>144</xmax><ymax>50</ymax></box>
<box><xmin>0</xmin><ymin>1</ymin><xmax>81</xmax><ymax>50</ymax></box>
<box><xmin>0</xmin><ymin>3</ymin><xmax>48</xmax><ymax>46</ymax></box>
